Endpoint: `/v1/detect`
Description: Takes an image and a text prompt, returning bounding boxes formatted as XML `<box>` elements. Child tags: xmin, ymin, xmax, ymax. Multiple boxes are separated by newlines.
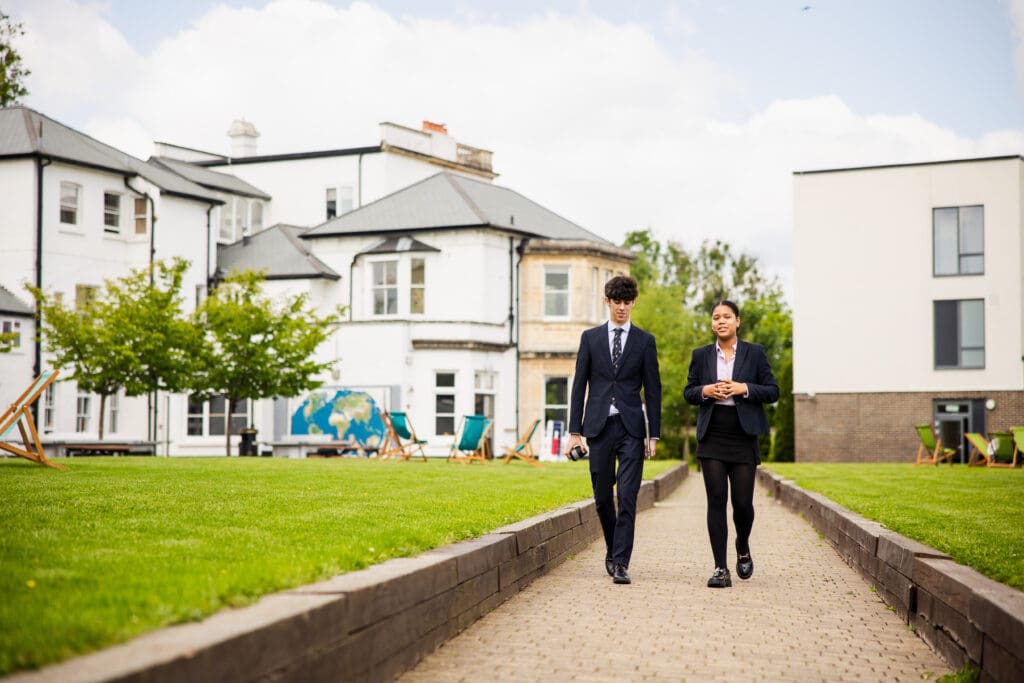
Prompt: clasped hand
<box><xmin>704</xmin><ymin>379</ymin><xmax>745</xmax><ymax>401</ymax></box>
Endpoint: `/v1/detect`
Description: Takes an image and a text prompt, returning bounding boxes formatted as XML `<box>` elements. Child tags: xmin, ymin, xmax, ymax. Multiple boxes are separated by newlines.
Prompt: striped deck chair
<box><xmin>502</xmin><ymin>418</ymin><xmax>543</xmax><ymax>469</ymax></box>
<box><xmin>448</xmin><ymin>414</ymin><xmax>489</xmax><ymax>464</ymax></box>
<box><xmin>0</xmin><ymin>370</ymin><xmax>64</xmax><ymax>469</ymax></box>
<box><xmin>378</xmin><ymin>410</ymin><xmax>428</xmax><ymax>461</ymax></box>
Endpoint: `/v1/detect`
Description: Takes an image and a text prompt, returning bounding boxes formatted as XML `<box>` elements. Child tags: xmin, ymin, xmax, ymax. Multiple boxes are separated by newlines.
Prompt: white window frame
<box><xmin>219</xmin><ymin>199</ymin><xmax>235</xmax><ymax>242</ymax></box>
<box><xmin>410</xmin><ymin>257</ymin><xmax>425</xmax><ymax>315</ymax></box>
<box><xmin>543</xmin><ymin>265</ymin><xmax>570</xmax><ymax>320</ymax></box>
<box><xmin>133</xmin><ymin>196</ymin><xmax>149</xmax><ymax>235</ymax></box>
<box><xmin>103</xmin><ymin>192</ymin><xmax>122</xmax><ymax>233</ymax></box>
<box><xmin>60</xmin><ymin>182</ymin><xmax>81</xmax><ymax>226</ymax></box>
<box><xmin>370</xmin><ymin>259</ymin><xmax>399</xmax><ymax>316</ymax></box>
<box><xmin>43</xmin><ymin>383</ymin><xmax>55</xmax><ymax>431</ymax></box>
<box><xmin>187</xmin><ymin>394</ymin><xmax>248</xmax><ymax>436</ymax></box>
<box><xmin>250</xmin><ymin>200</ymin><xmax>263</xmax><ymax>233</ymax></box>
<box><xmin>75</xmin><ymin>391</ymin><xmax>91</xmax><ymax>433</ymax></box>
<box><xmin>544</xmin><ymin>376</ymin><xmax>570</xmax><ymax>428</ymax></box>
<box><xmin>1</xmin><ymin>318</ymin><xmax>22</xmax><ymax>350</ymax></box>
<box><xmin>108</xmin><ymin>393</ymin><xmax>120</xmax><ymax>434</ymax></box>
<box><xmin>435</xmin><ymin>371</ymin><xmax>456</xmax><ymax>435</ymax></box>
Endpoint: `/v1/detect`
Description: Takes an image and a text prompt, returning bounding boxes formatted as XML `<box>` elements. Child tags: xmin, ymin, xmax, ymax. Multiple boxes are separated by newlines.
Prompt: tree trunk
<box><xmin>98</xmin><ymin>393</ymin><xmax>107</xmax><ymax>441</ymax></box>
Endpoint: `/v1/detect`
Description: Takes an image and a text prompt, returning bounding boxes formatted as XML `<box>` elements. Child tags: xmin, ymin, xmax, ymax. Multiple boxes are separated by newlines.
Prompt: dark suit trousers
<box><xmin>588</xmin><ymin>414</ymin><xmax>644</xmax><ymax>567</ymax></box>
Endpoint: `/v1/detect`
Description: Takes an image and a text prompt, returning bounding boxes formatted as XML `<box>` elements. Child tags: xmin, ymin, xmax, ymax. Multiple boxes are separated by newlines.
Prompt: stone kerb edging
<box><xmin>8</xmin><ymin>463</ymin><xmax>689</xmax><ymax>683</ymax></box>
<box><xmin>758</xmin><ymin>468</ymin><xmax>1024</xmax><ymax>683</ymax></box>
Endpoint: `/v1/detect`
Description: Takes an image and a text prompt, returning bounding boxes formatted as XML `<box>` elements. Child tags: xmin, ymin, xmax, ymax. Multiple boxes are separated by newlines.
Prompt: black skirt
<box><xmin>696</xmin><ymin>405</ymin><xmax>760</xmax><ymax>465</ymax></box>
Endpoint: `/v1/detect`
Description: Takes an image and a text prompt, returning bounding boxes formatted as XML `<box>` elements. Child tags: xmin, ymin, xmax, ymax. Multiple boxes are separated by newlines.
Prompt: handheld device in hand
<box><xmin>568</xmin><ymin>445</ymin><xmax>588</xmax><ymax>461</ymax></box>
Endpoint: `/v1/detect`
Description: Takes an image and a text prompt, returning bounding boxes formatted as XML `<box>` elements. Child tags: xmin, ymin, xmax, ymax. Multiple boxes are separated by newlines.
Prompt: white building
<box><xmin>221</xmin><ymin>171</ymin><xmax>632</xmax><ymax>456</ymax></box>
<box><xmin>792</xmin><ymin>155</ymin><xmax>1024</xmax><ymax>462</ymax></box>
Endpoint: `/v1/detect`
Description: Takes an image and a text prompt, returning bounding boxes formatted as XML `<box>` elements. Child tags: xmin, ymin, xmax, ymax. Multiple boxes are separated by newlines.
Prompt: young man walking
<box><xmin>565</xmin><ymin>275</ymin><xmax>661</xmax><ymax>585</ymax></box>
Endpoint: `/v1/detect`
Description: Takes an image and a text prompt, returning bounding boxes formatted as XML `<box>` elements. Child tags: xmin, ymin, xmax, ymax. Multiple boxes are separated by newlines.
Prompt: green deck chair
<box><xmin>448</xmin><ymin>414</ymin><xmax>488</xmax><ymax>464</ymax></box>
<box><xmin>379</xmin><ymin>410</ymin><xmax>428</xmax><ymax>461</ymax></box>
<box><xmin>502</xmin><ymin>418</ymin><xmax>543</xmax><ymax>469</ymax></box>
<box><xmin>1010</xmin><ymin>427</ymin><xmax>1024</xmax><ymax>469</ymax></box>
<box><xmin>914</xmin><ymin>424</ymin><xmax>955</xmax><ymax>466</ymax></box>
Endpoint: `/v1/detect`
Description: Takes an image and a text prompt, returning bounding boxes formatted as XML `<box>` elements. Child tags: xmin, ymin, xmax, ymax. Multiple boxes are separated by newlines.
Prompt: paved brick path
<box><xmin>399</xmin><ymin>473</ymin><xmax>950</xmax><ymax>682</ymax></box>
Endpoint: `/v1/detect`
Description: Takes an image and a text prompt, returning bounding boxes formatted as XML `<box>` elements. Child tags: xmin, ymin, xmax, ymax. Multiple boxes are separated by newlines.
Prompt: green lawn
<box><xmin>765</xmin><ymin>463</ymin><xmax>1024</xmax><ymax>592</ymax></box>
<box><xmin>0</xmin><ymin>456</ymin><xmax>678</xmax><ymax>674</ymax></box>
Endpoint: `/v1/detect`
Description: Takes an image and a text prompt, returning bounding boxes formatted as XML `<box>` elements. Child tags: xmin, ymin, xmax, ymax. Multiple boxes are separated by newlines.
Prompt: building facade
<box><xmin>792</xmin><ymin>156</ymin><xmax>1024</xmax><ymax>462</ymax></box>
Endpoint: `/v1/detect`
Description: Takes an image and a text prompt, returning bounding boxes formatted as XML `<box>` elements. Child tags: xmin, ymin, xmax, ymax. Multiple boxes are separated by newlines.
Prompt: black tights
<box><xmin>700</xmin><ymin>458</ymin><xmax>756</xmax><ymax>569</ymax></box>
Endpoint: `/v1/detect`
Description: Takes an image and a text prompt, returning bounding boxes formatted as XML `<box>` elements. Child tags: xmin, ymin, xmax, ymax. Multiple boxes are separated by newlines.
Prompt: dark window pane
<box><xmin>187</xmin><ymin>417</ymin><xmax>204</xmax><ymax>436</ymax></box>
<box><xmin>934</xmin><ymin>300</ymin><xmax>958</xmax><ymax>367</ymax></box>
<box><xmin>230</xmin><ymin>415</ymin><xmax>247</xmax><ymax>432</ymax></box>
<box><xmin>436</xmin><ymin>416</ymin><xmax>455</xmax><ymax>434</ymax></box>
<box><xmin>435</xmin><ymin>394</ymin><xmax>454</xmax><ymax>413</ymax></box>
<box><xmin>544</xmin><ymin>408</ymin><xmax>567</xmax><ymax>425</ymax></box>
<box><xmin>436</xmin><ymin>373</ymin><xmax>455</xmax><ymax>387</ymax></box>
<box><xmin>545</xmin><ymin>378</ymin><xmax>567</xmax><ymax>404</ymax></box>
<box><xmin>209</xmin><ymin>416</ymin><xmax>226</xmax><ymax>435</ymax></box>
<box><xmin>209</xmin><ymin>395</ymin><xmax>225</xmax><ymax>414</ymax></box>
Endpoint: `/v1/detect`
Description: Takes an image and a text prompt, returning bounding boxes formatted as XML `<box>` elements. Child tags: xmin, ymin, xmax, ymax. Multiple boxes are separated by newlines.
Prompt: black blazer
<box><xmin>569</xmin><ymin>323</ymin><xmax>661</xmax><ymax>440</ymax></box>
<box><xmin>684</xmin><ymin>341</ymin><xmax>779</xmax><ymax>441</ymax></box>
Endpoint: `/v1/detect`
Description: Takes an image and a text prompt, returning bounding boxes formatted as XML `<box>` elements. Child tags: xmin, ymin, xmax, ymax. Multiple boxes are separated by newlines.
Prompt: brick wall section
<box><xmin>8</xmin><ymin>464</ymin><xmax>689</xmax><ymax>683</ymax></box>
<box><xmin>795</xmin><ymin>391</ymin><xmax>1024</xmax><ymax>462</ymax></box>
<box><xmin>758</xmin><ymin>468</ymin><xmax>1024</xmax><ymax>682</ymax></box>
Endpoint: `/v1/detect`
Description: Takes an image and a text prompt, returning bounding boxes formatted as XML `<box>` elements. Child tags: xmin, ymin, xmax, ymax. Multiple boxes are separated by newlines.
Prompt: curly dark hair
<box><xmin>604</xmin><ymin>275</ymin><xmax>639</xmax><ymax>302</ymax></box>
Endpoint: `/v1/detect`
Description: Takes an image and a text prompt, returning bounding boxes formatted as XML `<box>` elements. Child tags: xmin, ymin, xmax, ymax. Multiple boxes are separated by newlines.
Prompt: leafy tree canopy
<box><xmin>0</xmin><ymin>11</ymin><xmax>30</xmax><ymax>106</ymax></box>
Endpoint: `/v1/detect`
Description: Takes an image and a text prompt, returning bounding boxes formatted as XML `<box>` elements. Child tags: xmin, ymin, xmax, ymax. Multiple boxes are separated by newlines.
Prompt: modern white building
<box><xmin>792</xmin><ymin>155</ymin><xmax>1024</xmax><ymax>462</ymax></box>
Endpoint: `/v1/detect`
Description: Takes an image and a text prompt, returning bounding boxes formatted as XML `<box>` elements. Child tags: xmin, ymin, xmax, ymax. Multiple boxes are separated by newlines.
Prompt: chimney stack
<box><xmin>228</xmin><ymin>119</ymin><xmax>260</xmax><ymax>157</ymax></box>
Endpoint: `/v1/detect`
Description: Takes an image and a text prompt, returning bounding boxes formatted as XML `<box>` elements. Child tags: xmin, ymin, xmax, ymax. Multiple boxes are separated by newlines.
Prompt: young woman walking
<box><xmin>684</xmin><ymin>300</ymin><xmax>779</xmax><ymax>588</ymax></box>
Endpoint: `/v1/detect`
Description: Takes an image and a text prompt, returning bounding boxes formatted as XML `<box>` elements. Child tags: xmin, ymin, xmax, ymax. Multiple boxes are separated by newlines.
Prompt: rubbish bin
<box><xmin>239</xmin><ymin>428</ymin><xmax>258</xmax><ymax>456</ymax></box>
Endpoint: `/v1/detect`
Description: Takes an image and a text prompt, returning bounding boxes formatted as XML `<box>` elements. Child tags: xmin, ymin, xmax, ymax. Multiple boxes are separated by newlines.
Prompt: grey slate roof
<box><xmin>150</xmin><ymin>156</ymin><xmax>271</xmax><ymax>199</ymax></box>
<box><xmin>0</xmin><ymin>107</ymin><xmax>222</xmax><ymax>204</ymax></box>
<box><xmin>303</xmin><ymin>172</ymin><xmax>610</xmax><ymax>244</ymax></box>
<box><xmin>0</xmin><ymin>285</ymin><xmax>33</xmax><ymax>316</ymax></box>
<box><xmin>217</xmin><ymin>224</ymin><xmax>340</xmax><ymax>281</ymax></box>
<box><xmin>360</xmin><ymin>235</ymin><xmax>441</xmax><ymax>255</ymax></box>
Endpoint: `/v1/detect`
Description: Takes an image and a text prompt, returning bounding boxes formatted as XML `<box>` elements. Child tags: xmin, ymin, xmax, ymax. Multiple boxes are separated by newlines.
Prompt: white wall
<box><xmin>793</xmin><ymin>157</ymin><xmax>1024</xmax><ymax>394</ymax></box>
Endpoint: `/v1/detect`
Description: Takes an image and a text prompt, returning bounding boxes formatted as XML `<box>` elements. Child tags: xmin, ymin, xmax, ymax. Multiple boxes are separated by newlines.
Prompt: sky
<box><xmin>7</xmin><ymin>0</ymin><xmax>1024</xmax><ymax>293</ymax></box>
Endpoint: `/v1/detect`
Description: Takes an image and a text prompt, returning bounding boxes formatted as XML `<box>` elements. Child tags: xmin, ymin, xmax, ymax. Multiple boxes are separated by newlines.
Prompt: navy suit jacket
<box><xmin>569</xmin><ymin>323</ymin><xmax>661</xmax><ymax>441</ymax></box>
<box><xmin>684</xmin><ymin>341</ymin><xmax>779</xmax><ymax>441</ymax></box>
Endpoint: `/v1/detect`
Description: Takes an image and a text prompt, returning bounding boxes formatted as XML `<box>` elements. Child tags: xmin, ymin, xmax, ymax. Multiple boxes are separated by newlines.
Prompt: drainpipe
<box><xmin>514</xmin><ymin>238</ymin><xmax>528</xmax><ymax>437</ymax></box>
<box><xmin>357</xmin><ymin>152</ymin><xmax>364</xmax><ymax>207</ymax></box>
<box><xmin>32</xmin><ymin>155</ymin><xmax>52</xmax><ymax>424</ymax></box>
<box><xmin>205</xmin><ymin>204</ymin><xmax>215</xmax><ymax>294</ymax></box>
<box><xmin>348</xmin><ymin>253</ymin><xmax>359</xmax><ymax>322</ymax></box>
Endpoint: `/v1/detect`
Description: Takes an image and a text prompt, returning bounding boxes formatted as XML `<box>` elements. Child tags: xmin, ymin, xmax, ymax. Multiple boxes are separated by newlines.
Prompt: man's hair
<box><xmin>604</xmin><ymin>275</ymin><xmax>638</xmax><ymax>302</ymax></box>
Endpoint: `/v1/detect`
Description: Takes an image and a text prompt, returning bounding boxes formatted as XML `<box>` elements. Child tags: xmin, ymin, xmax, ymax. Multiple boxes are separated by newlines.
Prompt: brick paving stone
<box><xmin>398</xmin><ymin>473</ymin><xmax>950</xmax><ymax>682</ymax></box>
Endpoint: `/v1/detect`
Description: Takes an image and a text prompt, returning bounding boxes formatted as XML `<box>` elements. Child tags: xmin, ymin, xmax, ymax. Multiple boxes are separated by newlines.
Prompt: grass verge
<box><xmin>0</xmin><ymin>456</ymin><xmax>678</xmax><ymax>674</ymax></box>
<box><xmin>765</xmin><ymin>463</ymin><xmax>1024</xmax><ymax>592</ymax></box>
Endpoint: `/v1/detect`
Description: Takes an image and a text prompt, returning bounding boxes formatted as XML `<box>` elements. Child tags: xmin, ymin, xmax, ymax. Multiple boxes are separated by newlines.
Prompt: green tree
<box><xmin>195</xmin><ymin>270</ymin><xmax>342</xmax><ymax>456</ymax></box>
<box><xmin>0</xmin><ymin>330</ymin><xmax>16</xmax><ymax>352</ymax></box>
<box><xmin>30</xmin><ymin>259</ymin><xmax>202</xmax><ymax>439</ymax></box>
<box><xmin>0</xmin><ymin>11</ymin><xmax>30</xmax><ymax>106</ymax></box>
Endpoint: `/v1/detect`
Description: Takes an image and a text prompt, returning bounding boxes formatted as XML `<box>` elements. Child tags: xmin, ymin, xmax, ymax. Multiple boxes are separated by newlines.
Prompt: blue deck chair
<box><xmin>0</xmin><ymin>370</ymin><xmax>64</xmax><ymax>469</ymax></box>
<box><xmin>448</xmin><ymin>414</ymin><xmax>489</xmax><ymax>464</ymax></box>
<box><xmin>378</xmin><ymin>410</ymin><xmax>428</xmax><ymax>461</ymax></box>
<box><xmin>502</xmin><ymin>418</ymin><xmax>543</xmax><ymax>469</ymax></box>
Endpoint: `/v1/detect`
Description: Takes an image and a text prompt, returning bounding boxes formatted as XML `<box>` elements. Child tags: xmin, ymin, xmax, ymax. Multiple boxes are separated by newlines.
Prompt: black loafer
<box><xmin>737</xmin><ymin>553</ymin><xmax>753</xmax><ymax>580</ymax></box>
<box><xmin>613</xmin><ymin>564</ymin><xmax>631</xmax><ymax>584</ymax></box>
<box><xmin>605</xmin><ymin>557</ymin><xmax>614</xmax><ymax>577</ymax></box>
<box><xmin>707</xmin><ymin>567</ymin><xmax>732</xmax><ymax>588</ymax></box>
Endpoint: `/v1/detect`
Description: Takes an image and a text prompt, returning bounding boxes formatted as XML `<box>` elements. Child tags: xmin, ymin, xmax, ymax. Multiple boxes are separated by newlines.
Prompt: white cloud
<box><xmin>13</xmin><ymin>0</ymin><xmax>1024</xmax><ymax>295</ymax></box>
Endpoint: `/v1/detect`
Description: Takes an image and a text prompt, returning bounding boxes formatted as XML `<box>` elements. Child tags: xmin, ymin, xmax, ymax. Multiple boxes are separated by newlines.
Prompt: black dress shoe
<box><xmin>707</xmin><ymin>567</ymin><xmax>732</xmax><ymax>588</ymax></box>
<box><xmin>736</xmin><ymin>553</ymin><xmax>753</xmax><ymax>580</ymax></box>
<box><xmin>605</xmin><ymin>557</ymin><xmax>614</xmax><ymax>577</ymax></box>
<box><xmin>612</xmin><ymin>564</ymin><xmax>631</xmax><ymax>584</ymax></box>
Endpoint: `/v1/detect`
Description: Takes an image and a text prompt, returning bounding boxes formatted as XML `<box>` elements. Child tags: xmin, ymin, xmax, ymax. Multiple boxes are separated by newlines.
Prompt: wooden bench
<box><xmin>63</xmin><ymin>444</ymin><xmax>152</xmax><ymax>457</ymax></box>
